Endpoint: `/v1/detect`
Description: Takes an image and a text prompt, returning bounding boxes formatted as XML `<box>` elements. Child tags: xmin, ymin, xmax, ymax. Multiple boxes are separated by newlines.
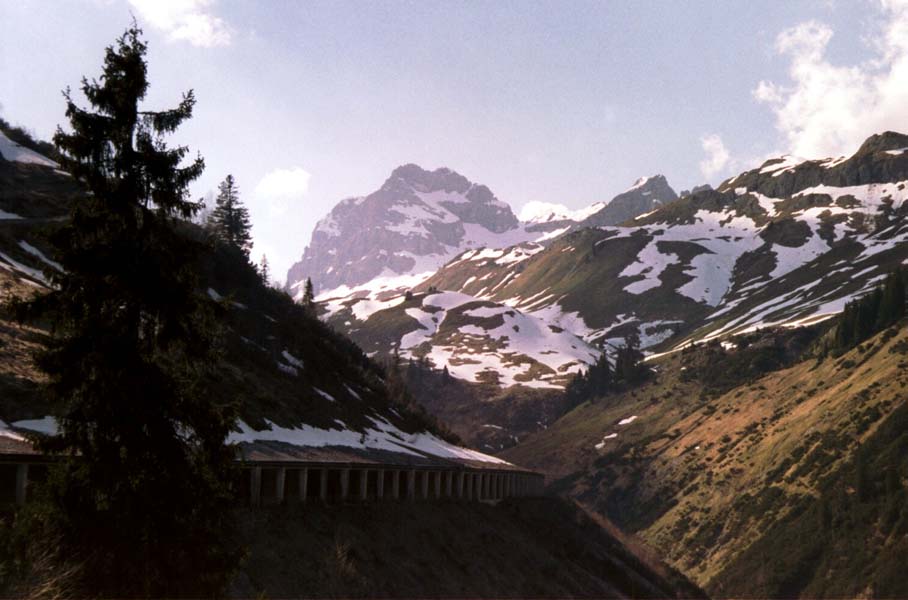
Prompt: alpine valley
<box><xmin>278</xmin><ymin>132</ymin><xmax>908</xmax><ymax>596</ymax></box>
<box><xmin>0</xmin><ymin>122</ymin><xmax>703</xmax><ymax>599</ymax></box>
<box><xmin>289</xmin><ymin>133</ymin><xmax>908</xmax><ymax>450</ymax></box>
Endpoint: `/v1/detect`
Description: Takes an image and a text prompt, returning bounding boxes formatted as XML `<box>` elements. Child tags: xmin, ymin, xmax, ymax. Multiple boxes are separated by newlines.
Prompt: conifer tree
<box><xmin>259</xmin><ymin>254</ymin><xmax>270</xmax><ymax>285</ymax></box>
<box><xmin>20</xmin><ymin>26</ymin><xmax>240</xmax><ymax>596</ymax></box>
<box><xmin>302</xmin><ymin>277</ymin><xmax>315</xmax><ymax>313</ymax></box>
<box><xmin>208</xmin><ymin>174</ymin><xmax>253</xmax><ymax>257</ymax></box>
<box><xmin>877</xmin><ymin>269</ymin><xmax>906</xmax><ymax>329</ymax></box>
<box><xmin>587</xmin><ymin>352</ymin><xmax>612</xmax><ymax>396</ymax></box>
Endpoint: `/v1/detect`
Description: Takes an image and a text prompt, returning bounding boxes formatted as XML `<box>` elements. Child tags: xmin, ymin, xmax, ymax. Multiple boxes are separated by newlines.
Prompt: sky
<box><xmin>2</xmin><ymin>0</ymin><xmax>908</xmax><ymax>284</ymax></box>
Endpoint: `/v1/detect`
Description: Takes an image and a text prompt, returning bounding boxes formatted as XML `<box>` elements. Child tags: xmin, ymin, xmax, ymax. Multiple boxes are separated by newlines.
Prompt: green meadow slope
<box><xmin>503</xmin><ymin>323</ymin><xmax>908</xmax><ymax>597</ymax></box>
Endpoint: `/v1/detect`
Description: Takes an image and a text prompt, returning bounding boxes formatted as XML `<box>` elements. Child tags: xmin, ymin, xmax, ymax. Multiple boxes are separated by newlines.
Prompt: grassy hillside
<box><xmin>232</xmin><ymin>497</ymin><xmax>704</xmax><ymax>599</ymax></box>
<box><xmin>503</xmin><ymin>323</ymin><xmax>908</xmax><ymax>596</ymax></box>
<box><xmin>0</xmin><ymin>149</ymin><xmax>452</xmax><ymax>443</ymax></box>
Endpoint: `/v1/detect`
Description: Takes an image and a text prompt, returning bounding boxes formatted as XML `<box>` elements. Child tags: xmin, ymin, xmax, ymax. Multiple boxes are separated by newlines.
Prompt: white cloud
<box><xmin>253</xmin><ymin>167</ymin><xmax>312</xmax><ymax>217</ymax></box>
<box><xmin>755</xmin><ymin>1</ymin><xmax>908</xmax><ymax>159</ymax></box>
<box><xmin>699</xmin><ymin>133</ymin><xmax>731</xmax><ymax>180</ymax></box>
<box><xmin>129</xmin><ymin>0</ymin><xmax>232</xmax><ymax>48</ymax></box>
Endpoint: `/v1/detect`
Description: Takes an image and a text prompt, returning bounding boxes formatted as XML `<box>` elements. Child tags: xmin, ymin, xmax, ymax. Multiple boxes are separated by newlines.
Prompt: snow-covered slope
<box><xmin>288</xmin><ymin>165</ymin><xmax>675</xmax><ymax>389</ymax></box>
<box><xmin>417</xmin><ymin>131</ymin><xmax>908</xmax><ymax>358</ymax></box>
<box><xmin>0</xmin><ymin>130</ymin><xmax>58</xmax><ymax>168</ymax></box>
<box><xmin>301</xmin><ymin>133</ymin><xmax>908</xmax><ymax>392</ymax></box>
<box><xmin>343</xmin><ymin>290</ymin><xmax>600</xmax><ymax>389</ymax></box>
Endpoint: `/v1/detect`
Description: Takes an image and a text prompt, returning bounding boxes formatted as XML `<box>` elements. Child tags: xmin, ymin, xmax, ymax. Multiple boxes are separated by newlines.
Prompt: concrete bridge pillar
<box><xmin>392</xmin><ymin>470</ymin><xmax>400</xmax><ymax>500</ymax></box>
<box><xmin>434</xmin><ymin>471</ymin><xmax>441</xmax><ymax>498</ymax></box>
<box><xmin>377</xmin><ymin>469</ymin><xmax>385</xmax><ymax>500</ymax></box>
<box><xmin>275</xmin><ymin>468</ymin><xmax>286</xmax><ymax>504</ymax></box>
<box><xmin>407</xmin><ymin>470</ymin><xmax>416</xmax><ymax>500</ymax></box>
<box><xmin>359</xmin><ymin>470</ymin><xmax>368</xmax><ymax>501</ymax></box>
<box><xmin>504</xmin><ymin>473</ymin><xmax>511</xmax><ymax>498</ymax></box>
<box><xmin>15</xmin><ymin>464</ymin><xmax>28</xmax><ymax>506</ymax></box>
<box><xmin>445</xmin><ymin>471</ymin><xmax>453</xmax><ymax>498</ymax></box>
<box><xmin>465</xmin><ymin>472</ymin><xmax>473</xmax><ymax>500</ymax></box>
<box><xmin>456</xmin><ymin>472</ymin><xmax>464</xmax><ymax>499</ymax></box>
<box><xmin>319</xmin><ymin>469</ymin><xmax>327</xmax><ymax>502</ymax></box>
<box><xmin>249</xmin><ymin>467</ymin><xmax>262</xmax><ymax>507</ymax></box>
<box><xmin>421</xmin><ymin>470</ymin><xmax>429</xmax><ymax>500</ymax></box>
<box><xmin>298</xmin><ymin>468</ymin><xmax>308</xmax><ymax>503</ymax></box>
<box><xmin>340</xmin><ymin>469</ymin><xmax>350</xmax><ymax>501</ymax></box>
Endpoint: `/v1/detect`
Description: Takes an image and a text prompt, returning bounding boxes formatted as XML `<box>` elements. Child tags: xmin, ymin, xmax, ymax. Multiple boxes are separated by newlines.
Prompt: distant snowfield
<box><xmin>398</xmin><ymin>291</ymin><xmax>599</xmax><ymax>389</ymax></box>
<box><xmin>519</xmin><ymin>199</ymin><xmax>604</xmax><ymax>224</ymax></box>
<box><xmin>0</xmin><ymin>130</ymin><xmax>58</xmax><ymax>168</ymax></box>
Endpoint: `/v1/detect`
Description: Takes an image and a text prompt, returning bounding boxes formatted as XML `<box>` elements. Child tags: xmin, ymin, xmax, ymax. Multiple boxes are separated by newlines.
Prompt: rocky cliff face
<box><xmin>581</xmin><ymin>175</ymin><xmax>677</xmax><ymax>227</ymax></box>
<box><xmin>286</xmin><ymin>164</ymin><xmax>522</xmax><ymax>297</ymax></box>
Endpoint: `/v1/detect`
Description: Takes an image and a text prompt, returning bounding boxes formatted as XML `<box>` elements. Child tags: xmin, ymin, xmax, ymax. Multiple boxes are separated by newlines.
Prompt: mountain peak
<box><xmin>580</xmin><ymin>175</ymin><xmax>678</xmax><ymax>227</ymax></box>
<box><xmin>288</xmin><ymin>163</ymin><xmax>519</xmax><ymax>294</ymax></box>
<box><xmin>854</xmin><ymin>131</ymin><xmax>908</xmax><ymax>156</ymax></box>
<box><xmin>385</xmin><ymin>163</ymin><xmax>471</xmax><ymax>194</ymax></box>
<box><xmin>629</xmin><ymin>174</ymin><xmax>668</xmax><ymax>192</ymax></box>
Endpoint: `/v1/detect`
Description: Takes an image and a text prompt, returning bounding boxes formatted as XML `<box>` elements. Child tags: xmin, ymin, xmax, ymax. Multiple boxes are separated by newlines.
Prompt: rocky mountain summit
<box><xmin>580</xmin><ymin>174</ymin><xmax>677</xmax><ymax>227</ymax></box>
<box><xmin>286</xmin><ymin>164</ymin><xmax>525</xmax><ymax>297</ymax></box>
<box><xmin>286</xmin><ymin>165</ymin><xmax>673</xmax><ymax>300</ymax></box>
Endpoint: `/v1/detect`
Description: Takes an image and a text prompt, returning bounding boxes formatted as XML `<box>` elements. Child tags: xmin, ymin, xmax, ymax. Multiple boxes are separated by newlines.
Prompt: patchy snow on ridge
<box><xmin>8</xmin><ymin>414</ymin><xmax>509</xmax><ymax>465</ymax></box>
<box><xmin>518</xmin><ymin>200</ymin><xmax>605</xmax><ymax>224</ymax></box>
<box><xmin>11</xmin><ymin>416</ymin><xmax>58</xmax><ymax>435</ymax></box>
<box><xmin>0</xmin><ymin>130</ymin><xmax>58</xmax><ymax>168</ymax></box>
<box><xmin>620</xmin><ymin>241</ymin><xmax>680</xmax><ymax>294</ymax></box>
<box><xmin>759</xmin><ymin>155</ymin><xmax>806</xmax><ymax>176</ymax></box>
<box><xmin>0</xmin><ymin>419</ymin><xmax>25</xmax><ymax>441</ymax></box>
<box><xmin>603</xmin><ymin>208</ymin><xmax>764</xmax><ymax>307</ymax></box>
<box><xmin>0</xmin><ymin>250</ymin><xmax>51</xmax><ymax>286</ymax></box>
<box><xmin>228</xmin><ymin>416</ymin><xmax>510</xmax><ymax>464</ymax></box>
<box><xmin>399</xmin><ymin>291</ymin><xmax>599</xmax><ymax>388</ymax></box>
<box><xmin>19</xmin><ymin>241</ymin><xmax>62</xmax><ymax>271</ymax></box>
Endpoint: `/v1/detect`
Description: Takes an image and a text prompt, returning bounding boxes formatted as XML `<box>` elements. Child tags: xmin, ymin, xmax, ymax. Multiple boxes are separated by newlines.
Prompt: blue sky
<box><xmin>2</xmin><ymin>0</ymin><xmax>906</xmax><ymax>282</ymax></box>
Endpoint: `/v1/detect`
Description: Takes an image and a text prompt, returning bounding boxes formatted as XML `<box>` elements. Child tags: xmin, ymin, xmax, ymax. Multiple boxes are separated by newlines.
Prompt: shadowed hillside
<box><xmin>232</xmin><ymin>498</ymin><xmax>705</xmax><ymax>599</ymax></box>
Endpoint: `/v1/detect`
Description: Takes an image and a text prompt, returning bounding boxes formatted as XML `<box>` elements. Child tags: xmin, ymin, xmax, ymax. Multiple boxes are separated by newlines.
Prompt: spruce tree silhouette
<box><xmin>19</xmin><ymin>25</ymin><xmax>241</xmax><ymax>597</ymax></box>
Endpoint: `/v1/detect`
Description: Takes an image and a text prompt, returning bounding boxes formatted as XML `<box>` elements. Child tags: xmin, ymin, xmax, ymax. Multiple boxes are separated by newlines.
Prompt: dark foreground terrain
<box><xmin>232</xmin><ymin>497</ymin><xmax>704</xmax><ymax>599</ymax></box>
